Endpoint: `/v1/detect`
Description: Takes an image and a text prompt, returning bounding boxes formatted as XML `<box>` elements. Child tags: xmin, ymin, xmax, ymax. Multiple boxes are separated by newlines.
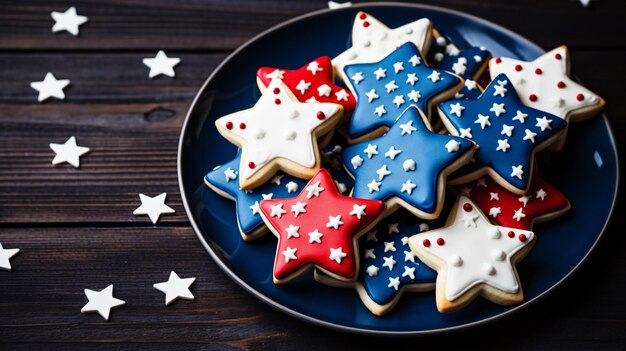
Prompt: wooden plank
<box><xmin>0</xmin><ymin>50</ymin><xmax>624</xmax><ymax>224</ymax></box>
<box><xmin>0</xmin><ymin>224</ymin><xmax>623</xmax><ymax>347</ymax></box>
<box><xmin>0</xmin><ymin>0</ymin><xmax>624</xmax><ymax>51</ymax></box>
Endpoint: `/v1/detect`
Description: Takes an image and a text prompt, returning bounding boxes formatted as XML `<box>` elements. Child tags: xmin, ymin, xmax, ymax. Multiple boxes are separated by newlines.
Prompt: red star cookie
<box><xmin>257</xmin><ymin>56</ymin><xmax>357</xmax><ymax>111</ymax></box>
<box><xmin>259</xmin><ymin>169</ymin><xmax>385</xmax><ymax>284</ymax></box>
<box><xmin>462</xmin><ymin>176</ymin><xmax>570</xmax><ymax>230</ymax></box>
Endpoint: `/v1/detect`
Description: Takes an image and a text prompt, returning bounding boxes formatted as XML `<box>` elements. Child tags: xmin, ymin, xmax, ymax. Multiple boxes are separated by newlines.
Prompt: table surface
<box><xmin>0</xmin><ymin>0</ymin><xmax>624</xmax><ymax>349</ymax></box>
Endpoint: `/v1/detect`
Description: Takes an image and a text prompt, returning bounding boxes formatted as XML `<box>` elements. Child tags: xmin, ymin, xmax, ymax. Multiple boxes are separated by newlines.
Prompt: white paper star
<box><xmin>142</xmin><ymin>50</ymin><xmax>181</xmax><ymax>78</ymax></box>
<box><xmin>133</xmin><ymin>193</ymin><xmax>175</xmax><ymax>224</ymax></box>
<box><xmin>0</xmin><ymin>243</ymin><xmax>19</xmax><ymax>271</ymax></box>
<box><xmin>51</xmin><ymin>7</ymin><xmax>88</xmax><ymax>36</ymax></box>
<box><xmin>153</xmin><ymin>271</ymin><xmax>196</xmax><ymax>305</ymax></box>
<box><xmin>30</xmin><ymin>72</ymin><xmax>70</xmax><ymax>102</ymax></box>
<box><xmin>81</xmin><ymin>285</ymin><xmax>125</xmax><ymax>320</ymax></box>
<box><xmin>50</xmin><ymin>136</ymin><xmax>90</xmax><ymax>168</ymax></box>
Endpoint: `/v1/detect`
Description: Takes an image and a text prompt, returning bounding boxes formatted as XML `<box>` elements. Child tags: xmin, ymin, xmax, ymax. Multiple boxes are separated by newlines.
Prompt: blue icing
<box><xmin>439</xmin><ymin>73</ymin><xmax>568</xmax><ymax>190</ymax></box>
<box><xmin>359</xmin><ymin>217</ymin><xmax>436</xmax><ymax>305</ymax></box>
<box><xmin>205</xmin><ymin>149</ymin><xmax>353</xmax><ymax>237</ymax></box>
<box><xmin>341</xmin><ymin>106</ymin><xmax>474</xmax><ymax>214</ymax></box>
<box><xmin>427</xmin><ymin>34</ymin><xmax>490</xmax><ymax>100</ymax></box>
<box><xmin>343</xmin><ymin>42</ymin><xmax>462</xmax><ymax>139</ymax></box>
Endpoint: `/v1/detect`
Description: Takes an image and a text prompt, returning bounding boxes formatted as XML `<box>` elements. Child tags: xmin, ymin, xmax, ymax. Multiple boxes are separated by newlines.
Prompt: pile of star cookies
<box><xmin>204</xmin><ymin>11</ymin><xmax>604</xmax><ymax>316</ymax></box>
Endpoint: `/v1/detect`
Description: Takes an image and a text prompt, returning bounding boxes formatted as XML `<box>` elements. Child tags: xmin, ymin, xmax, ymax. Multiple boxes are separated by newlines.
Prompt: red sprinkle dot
<box><xmin>225</xmin><ymin>121</ymin><xmax>233</xmax><ymax>130</ymax></box>
<box><xmin>529</xmin><ymin>94</ymin><xmax>538</xmax><ymax>102</ymax></box>
<box><xmin>359</xmin><ymin>12</ymin><xmax>367</xmax><ymax>20</ymax></box>
<box><xmin>274</xmin><ymin>98</ymin><xmax>281</xmax><ymax>105</ymax></box>
<box><xmin>273</xmin><ymin>87</ymin><xmax>280</xmax><ymax>94</ymax></box>
<box><xmin>494</xmin><ymin>57</ymin><xmax>502</xmax><ymax>64</ymax></box>
<box><xmin>436</xmin><ymin>238</ymin><xmax>445</xmax><ymax>246</ymax></box>
<box><xmin>519</xmin><ymin>234</ymin><xmax>528</xmax><ymax>243</ymax></box>
<box><xmin>508</xmin><ymin>231</ymin><xmax>515</xmax><ymax>238</ymax></box>
<box><xmin>463</xmin><ymin>203</ymin><xmax>473</xmax><ymax>212</ymax></box>
<box><xmin>535</xmin><ymin>68</ymin><xmax>542</xmax><ymax>75</ymax></box>
<box><xmin>557</xmin><ymin>81</ymin><xmax>566</xmax><ymax>89</ymax></box>
<box><xmin>576</xmin><ymin>93</ymin><xmax>584</xmax><ymax>101</ymax></box>
<box><xmin>555</xmin><ymin>53</ymin><xmax>562</xmax><ymax>60</ymax></box>
<box><xmin>248</xmin><ymin>162</ymin><xmax>255</xmax><ymax>169</ymax></box>
<box><xmin>316</xmin><ymin>111</ymin><xmax>325</xmax><ymax>120</ymax></box>
<box><xmin>239</xmin><ymin>122</ymin><xmax>246</xmax><ymax>130</ymax></box>
<box><xmin>423</xmin><ymin>239</ymin><xmax>431</xmax><ymax>247</ymax></box>
<box><xmin>515</xmin><ymin>64</ymin><xmax>523</xmax><ymax>72</ymax></box>
<box><xmin>363</xmin><ymin>21</ymin><xmax>370</xmax><ymax>27</ymax></box>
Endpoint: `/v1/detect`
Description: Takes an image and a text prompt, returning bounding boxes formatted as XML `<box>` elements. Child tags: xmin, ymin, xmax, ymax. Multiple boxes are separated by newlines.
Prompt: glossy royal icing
<box><xmin>438</xmin><ymin>74</ymin><xmax>567</xmax><ymax>194</ymax></box>
<box><xmin>259</xmin><ymin>169</ymin><xmax>385</xmax><ymax>283</ymax></box>
<box><xmin>341</xmin><ymin>106</ymin><xmax>475</xmax><ymax>219</ymax></box>
<box><xmin>344</xmin><ymin>42</ymin><xmax>463</xmax><ymax>140</ymax></box>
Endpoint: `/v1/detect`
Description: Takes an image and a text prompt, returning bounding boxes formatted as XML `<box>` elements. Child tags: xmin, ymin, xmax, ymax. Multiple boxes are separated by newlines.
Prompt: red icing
<box><xmin>225</xmin><ymin>121</ymin><xmax>233</xmax><ymax>130</ymax></box>
<box><xmin>557</xmin><ymin>81</ymin><xmax>566</xmax><ymax>89</ymax></box>
<box><xmin>529</xmin><ymin>94</ymin><xmax>538</xmax><ymax>102</ymax></box>
<box><xmin>316</xmin><ymin>111</ymin><xmax>325</xmax><ymax>120</ymax></box>
<box><xmin>555</xmin><ymin>53</ymin><xmax>562</xmax><ymax>60</ymax></box>
<box><xmin>508</xmin><ymin>231</ymin><xmax>515</xmax><ymax>238</ymax></box>
<box><xmin>239</xmin><ymin>122</ymin><xmax>246</xmax><ymax>130</ymax></box>
<box><xmin>248</xmin><ymin>161</ymin><xmax>256</xmax><ymax>169</ymax></box>
<box><xmin>436</xmin><ymin>238</ymin><xmax>445</xmax><ymax>246</ymax></box>
<box><xmin>259</xmin><ymin>169</ymin><xmax>385</xmax><ymax>282</ymax></box>
<box><xmin>518</xmin><ymin>234</ymin><xmax>527</xmax><ymax>242</ymax></box>
<box><xmin>535</xmin><ymin>68</ymin><xmax>542</xmax><ymax>75</ymax></box>
<box><xmin>515</xmin><ymin>65</ymin><xmax>523</xmax><ymax>72</ymax></box>
<box><xmin>576</xmin><ymin>93</ymin><xmax>584</xmax><ymax>101</ymax></box>
<box><xmin>423</xmin><ymin>239</ymin><xmax>431</xmax><ymax>247</ymax></box>
<box><xmin>363</xmin><ymin>21</ymin><xmax>370</xmax><ymax>28</ymax></box>
<box><xmin>463</xmin><ymin>203</ymin><xmax>473</xmax><ymax>212</ymax></box>
<box><xmin>465</xmin><ymin>177</ymin><xmax>570</xmax><ymax>230</ymax></box>
<box><xmin>257</xmin><ymin>56</ymin><xmax>356</xmax><ymax>111</ymax></box>
<box><xmin>495</xmin><ymin>57</ymin><xmax>502</xmax><ymax>64</ymax></box>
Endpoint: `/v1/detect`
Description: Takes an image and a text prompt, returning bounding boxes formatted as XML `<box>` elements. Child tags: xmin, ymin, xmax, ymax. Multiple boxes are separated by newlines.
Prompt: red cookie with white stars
<box><xmin>257</xmin><ymin>56</ymin><xmax>357</xmax><ymax>111</ymax></box>
<box><xmin>259</xmin><ymin>169</ymin><xmax>385</xmax><ymax>284</ymax></box>
<box><xmin>460</xmin><ymin>176</ymin><xmax>570</xmax><ymax>230</ymax></box>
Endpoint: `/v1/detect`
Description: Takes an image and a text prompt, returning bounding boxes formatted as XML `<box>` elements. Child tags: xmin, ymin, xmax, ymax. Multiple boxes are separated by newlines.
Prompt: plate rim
<box><xmin>177</xmin><ymin>1</ymin><xmax>621</xmax><ymax>336</ymax></box>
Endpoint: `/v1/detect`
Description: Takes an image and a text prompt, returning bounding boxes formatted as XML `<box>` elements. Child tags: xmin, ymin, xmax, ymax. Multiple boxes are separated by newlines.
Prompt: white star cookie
<box><xmin>409</xmin><ymin>196</ymin><xmax>535</xmax><ymax>313</ymax></box>
<box><xmin>489</xmin><ymin>46</ymin><xmax>604</xmax><ymax>149</ymax></box>
<box><xmin>215</xmin><ymin>79</ymin><xmax>343</xmax><ymax>189</ymax></box>
<box><xmin>332</xmin><ymin>11</ymin><xmax>432</xmax><ymax>89</ymax></box>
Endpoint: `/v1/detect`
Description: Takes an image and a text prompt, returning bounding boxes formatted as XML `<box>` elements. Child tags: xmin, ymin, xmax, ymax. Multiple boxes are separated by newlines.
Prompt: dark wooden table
<box><xmin>0</xmin><ymin>0</ymin><xmax>624</xmax><ymax>349</ymax></box>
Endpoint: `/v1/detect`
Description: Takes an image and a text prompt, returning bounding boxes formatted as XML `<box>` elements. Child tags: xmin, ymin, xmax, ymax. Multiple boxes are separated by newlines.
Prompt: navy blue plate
<box><xmin>177</xmin><ymin>3</ymin><xmax>618</xmax><ymax>335</ymax></box>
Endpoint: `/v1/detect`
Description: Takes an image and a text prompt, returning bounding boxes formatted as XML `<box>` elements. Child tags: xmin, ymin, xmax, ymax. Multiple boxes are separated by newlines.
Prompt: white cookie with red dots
<box><xmin>215</xmin><ymin>79</ymin><xmax>343</xmax><ymax>189</ymax></box>
<box><xmin>408</xmin><ymin>196</ymin><xmax>535</xmax><ymax>313</ymax></box>
<box><xmin>332</xmin><ymin>11</ymin><xmax>432</xmax><ymax>89</ymax></box>
<box><xmin>489</xmin><ymin>46</ymin><xmax>605</xmax><ymax>149</ymax></box>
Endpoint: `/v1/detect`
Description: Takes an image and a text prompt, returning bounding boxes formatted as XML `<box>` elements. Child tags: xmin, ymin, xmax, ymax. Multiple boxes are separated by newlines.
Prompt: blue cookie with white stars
<box><xmin>427</xmin><ymin>31</ymin><xmax>491</xmax><ymax>100</ymax></box>
<box><xmin>438</xmin><ymin>73</ymin><xmax>568</xmax><ymax>195</ymax></box>
<box><xmin>343</xmin><ymin>42</ymin><xmax>464</xmax><ymax>141</ymax></box>
<box><xmin>315</xmin><ymin>215</ymin><xmax>437</xmax><ymax>316</ymax></box>
<box><xmin>341</xmin><ymin>105</ymin><xmax>476</xmax><ymax>219</ymax></box>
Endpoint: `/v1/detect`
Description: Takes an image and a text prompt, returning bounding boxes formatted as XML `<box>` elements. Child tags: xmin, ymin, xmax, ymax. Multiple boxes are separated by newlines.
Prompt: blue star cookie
<box><xmin>315</xmin><ymin>216</ymin><xmax>437</xmax><ymax>316</ymax></box>
<box><xmin>343</xmin><ymin>42</ymin><xmax>464</xmax><ymax>141</ymax></box>
<box><xmin>205</xmin><ymin>150</ymin><xmax>353</xmax><ymax>240</ymax></box>
<box><xmin>438</xmin><ymin>73</ymin><xmax>568</xmax><ymax>195</ymax></box>
<box><xmin>341</xmin><ymin>106</ymin><xmax>475</xmax><ymax>219</ymax></box>
<box><xmin>428</xmin><ymin>31</ymin><xmax>490</xmax><ymax>99</ymax></box>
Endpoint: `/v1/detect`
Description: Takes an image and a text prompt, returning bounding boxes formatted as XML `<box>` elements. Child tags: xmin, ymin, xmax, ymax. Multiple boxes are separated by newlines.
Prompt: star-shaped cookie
<box><xmin>428</xmin><ymin>30</ymin><xmax>490</xmax><ymax>99</ymax></box>
<box><xmin>341</xmin><ymin>106</ymin><xmax>475</xmax><ymax>219</ymax></box>
<box><xmin>256</xmin><ymin>56</ymin><xmax>356</xmax><ymax>111</ymax></box>
<box><xmin>316</xmin><ymin>217</ymin><xmax>436</xmax><ymax>316</ymax></box>
<box><xmin>438</xmin><ymin>74</ymin><xmax>568</xmax><ymax>195</ymax></box>
<box><xmin>332</xmin><ymin>11</ymin><xmax>432</xmax><ymax>88</ymax></box>
<box><xmin>489</xmin><ymin>46</ymin><xmax>604</xmax><ymax>124</ymax></box>
<box><xmin>259</xmin><ymin>169</ymin><xmax>385</xmax><ymax>284</ymax></box>
<box><xmin>464</xmin><ymin>176</ymin><xmax>570</xmax><ymax>230</ymax></box>
<box><xmin>215</xmin><ymin>79</ymin><xmax>343</xmax><ymax>189</ymax></box>
<box><xmin>343</xmin><ymin>42</ymin><xmax>463</xmax><ymax>141</ymax></box>
<box><xmin>409</xmin><ymin>196</ymin><xmax>535</xmax><ymax>313</ymax></box>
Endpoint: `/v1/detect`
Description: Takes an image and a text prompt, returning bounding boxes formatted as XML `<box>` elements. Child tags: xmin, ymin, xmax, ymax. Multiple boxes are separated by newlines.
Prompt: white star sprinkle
<box><xmin>512</xmin><ymin>110</ymin><xmax>528</xmax><ymax>123</ymax></box>
<box><xmin>513</xmin><ymin>207</ymin><xmax>526</xmax><ymax>221</ymax></box>
<box><xmin>501</xmin><ymin>124</ymin><xmax>515</xmax><ymax>137</ymax></box>
<box><xmin>402</xmin><ymin>266</ymin><xmax>416</xmax><ymax>279</ymax></box>
<box><xmin>535</xmin><ymin>116</ymin><xmax>553</xmax><ymax>131</ymax></box>
<box><xmin>523</xmin><ymin>129</ymin><xmax>537</xmax><ymax>143</ymax></box>
<box><xmin>365</xmin><ymin>89</ymin><xmax>379</xmax><ymax>102</ymax></box>
<box><xmin>409</xmin><ymin>55</ymin><xmax>421</xmax><ymax>66</ymax></box>
<box><xmin>399</xmin><ymin>120</ymin><xmax>417</xmax><ymax>135</ymax></box>
<box><xmin>393</xmin><ymin>61</ymin><xmax>405</xmax><ymax>73</ymax></box>
<box><xmin>407</xmin><ymin>90</ymin><xmax>421</xmax><ymax>102</ymax></box>
<box><xmin>384</xmin><ymin>146</ymin><xmax>402</xmax><ymax>159</ymax></box>
<box><xmin>329</xmin><ymin>247</ymin><xmax>347</xmax><ymax>263</ymax></box>
<box><xmin>270</xmin><ymin>203</ymin><xmax>287</xmax><ymax>218</ymax></box>
<box><xmin>308</xmin><ymin>229</ymin><xmax>323</xmax><ymax>244</ymax></box>
<box><xmin>404</xmin><ymin>250</ymin><xmax>416</xmax><ymax>263</ymax></box>
<box><xmin>366</xmin><ymin>265</ymin><xmax>379</xmax><ymax>277</ymax></box>
<box><xmin>383</xmin><ymin>241</ymin><xmax>396</xmax><ymax>253</ymax></box>
<box><xmin>286</xmin><ymin>224</ymin><xmax>300</xmax><ymax>239</ymax></box>
<box><xmin>536</xmin><ymin>188</ymin><xmax>547</xmax><ymax>200</ymax></box>
<box><xmin>133</xmin><ymin>193</ymin><xmax>175</xmax><ymax>224</ymax></box>
<box><xmin>326</xmin><ymin>215</ymin><xmax>344</xmax><ymax>229</ymax></box>
<box><xmin>489</xmin><ymin>207</ymin><xmax>501</xmax><ymax>218</ymax></box>
<box><xmin>282</xmin><ymin>247</ymin><xmax>297</xmax><ymax>262</ymax></box>
<box><xmin>363</xmin><ymin>144</ymin><xmax>379</xmax><ymax>158</ymax></box>
<box><xmin>511</xmin><ymin>165</ymin><xmax>524</xmax><ymax>179</ymax></box>
<box><xmin>290</xmin><ymin>201</ymin><xmax>307</xmax><ymax>217</ymax></box>
<box><xmin>382</xmin><ymin>256</ymin><xmax>396</xmax><ymax>270</ymax></box>
<box><xmin>351</xmin><ymin>72</ymin><xmax>364</xmax><ymax>84</ymax></box>
<box><xmin>406</xmin><ymin>73</ymin><xmax>418</xmax><ymax>85</ymax></box>
<box><xmin>385</xmin><ymin>80</ymin><xmax>399</xmax><ymax>93</ymax></box>
<box><xmin>474</xmin><ymin>114</ymin><xmax>491</xmax><ymax>129</ymax></box>
<box><xmin>490</xmin><ymin>192</ymin><xmax>500</xmax><ymax>201</ymax></box>
<box><xmin>493</xmin><ymin>84</ymin><xmax>508</xmax><ymax>97</ymax></box>
<box><xmin>374</xmin><ymin>67</ymin><xmax>387</xmax><ymax>80</ymax></box>
<box><xmin>296</xmin><ymin>80</ymin><xmax>311</xmax><ymax>94</ymax></box>
<box><xmin>376</xmin><ymin>164</ymin><xmax>392</xmax><ymax>181</ymax></box>
<box><xmin>400</xmin><ymin>180</ymin><xmax>417</xmax><ymax>195</ymax></box>
<box><xmin>306</xmin><ymin>181</ymin><xmax>325</xmax><ymax>198</ymax></box>
<box><xmin>490</xmin><ymin>103</ymin><xmax>506</xmax><ymax>116</ymax></box>
<box><xmin>445</xmin><ymin>140</ymin><xmax>461</xmax><ymax>153</ymax></box>
<box><xmin>349</xmin><ymin>204</ymin><xmax>367</xmax><ymax>219</ymax></box>
<box><xmin>306</xmin><ymin>61</ymin><xmax>323</xmax><ymax>75</ymax></box>
<box><xmin>374</xmin><ymin>105</ymin><xmax>387</xmax><ymax>117</ymax></box>
<box><xmin>496</xmin><ymin>139</ymin><xmax>511</xmax><ymax>152</ymax></box>
<box><xmin>459</xmin><ymin>127</ymin><xmax>473</xmax><ymax>138</ymax></box>
<box><xmin>449</xmin><ymin>102</ymin><xmax>465</xmax><ymax>117</ymax></box>
<box><xmin>388</xmin><ymin>277</ymin><xmax>400</xmax><ymax>290</ymax></box>
<box><xmin>367</xmin><ymin>179</ymin><xmax>381</xmax><ymax>193</ymax></box>
<box><xmin>286</xmin><ymin>181</ymin><xmax>299</xmax><ymax>193</ymax></box>
<box><xmin>427</xmin><ymin>71</ymin><xmax>441</xmax><ymax>83</ymax></box>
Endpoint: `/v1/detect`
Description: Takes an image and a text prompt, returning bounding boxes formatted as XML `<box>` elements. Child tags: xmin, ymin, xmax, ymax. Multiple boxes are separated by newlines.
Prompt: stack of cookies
<box><xmin>204</xmin><ymin>11</ymin><xmax>604</xmax><ymax>316</ymax></box>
